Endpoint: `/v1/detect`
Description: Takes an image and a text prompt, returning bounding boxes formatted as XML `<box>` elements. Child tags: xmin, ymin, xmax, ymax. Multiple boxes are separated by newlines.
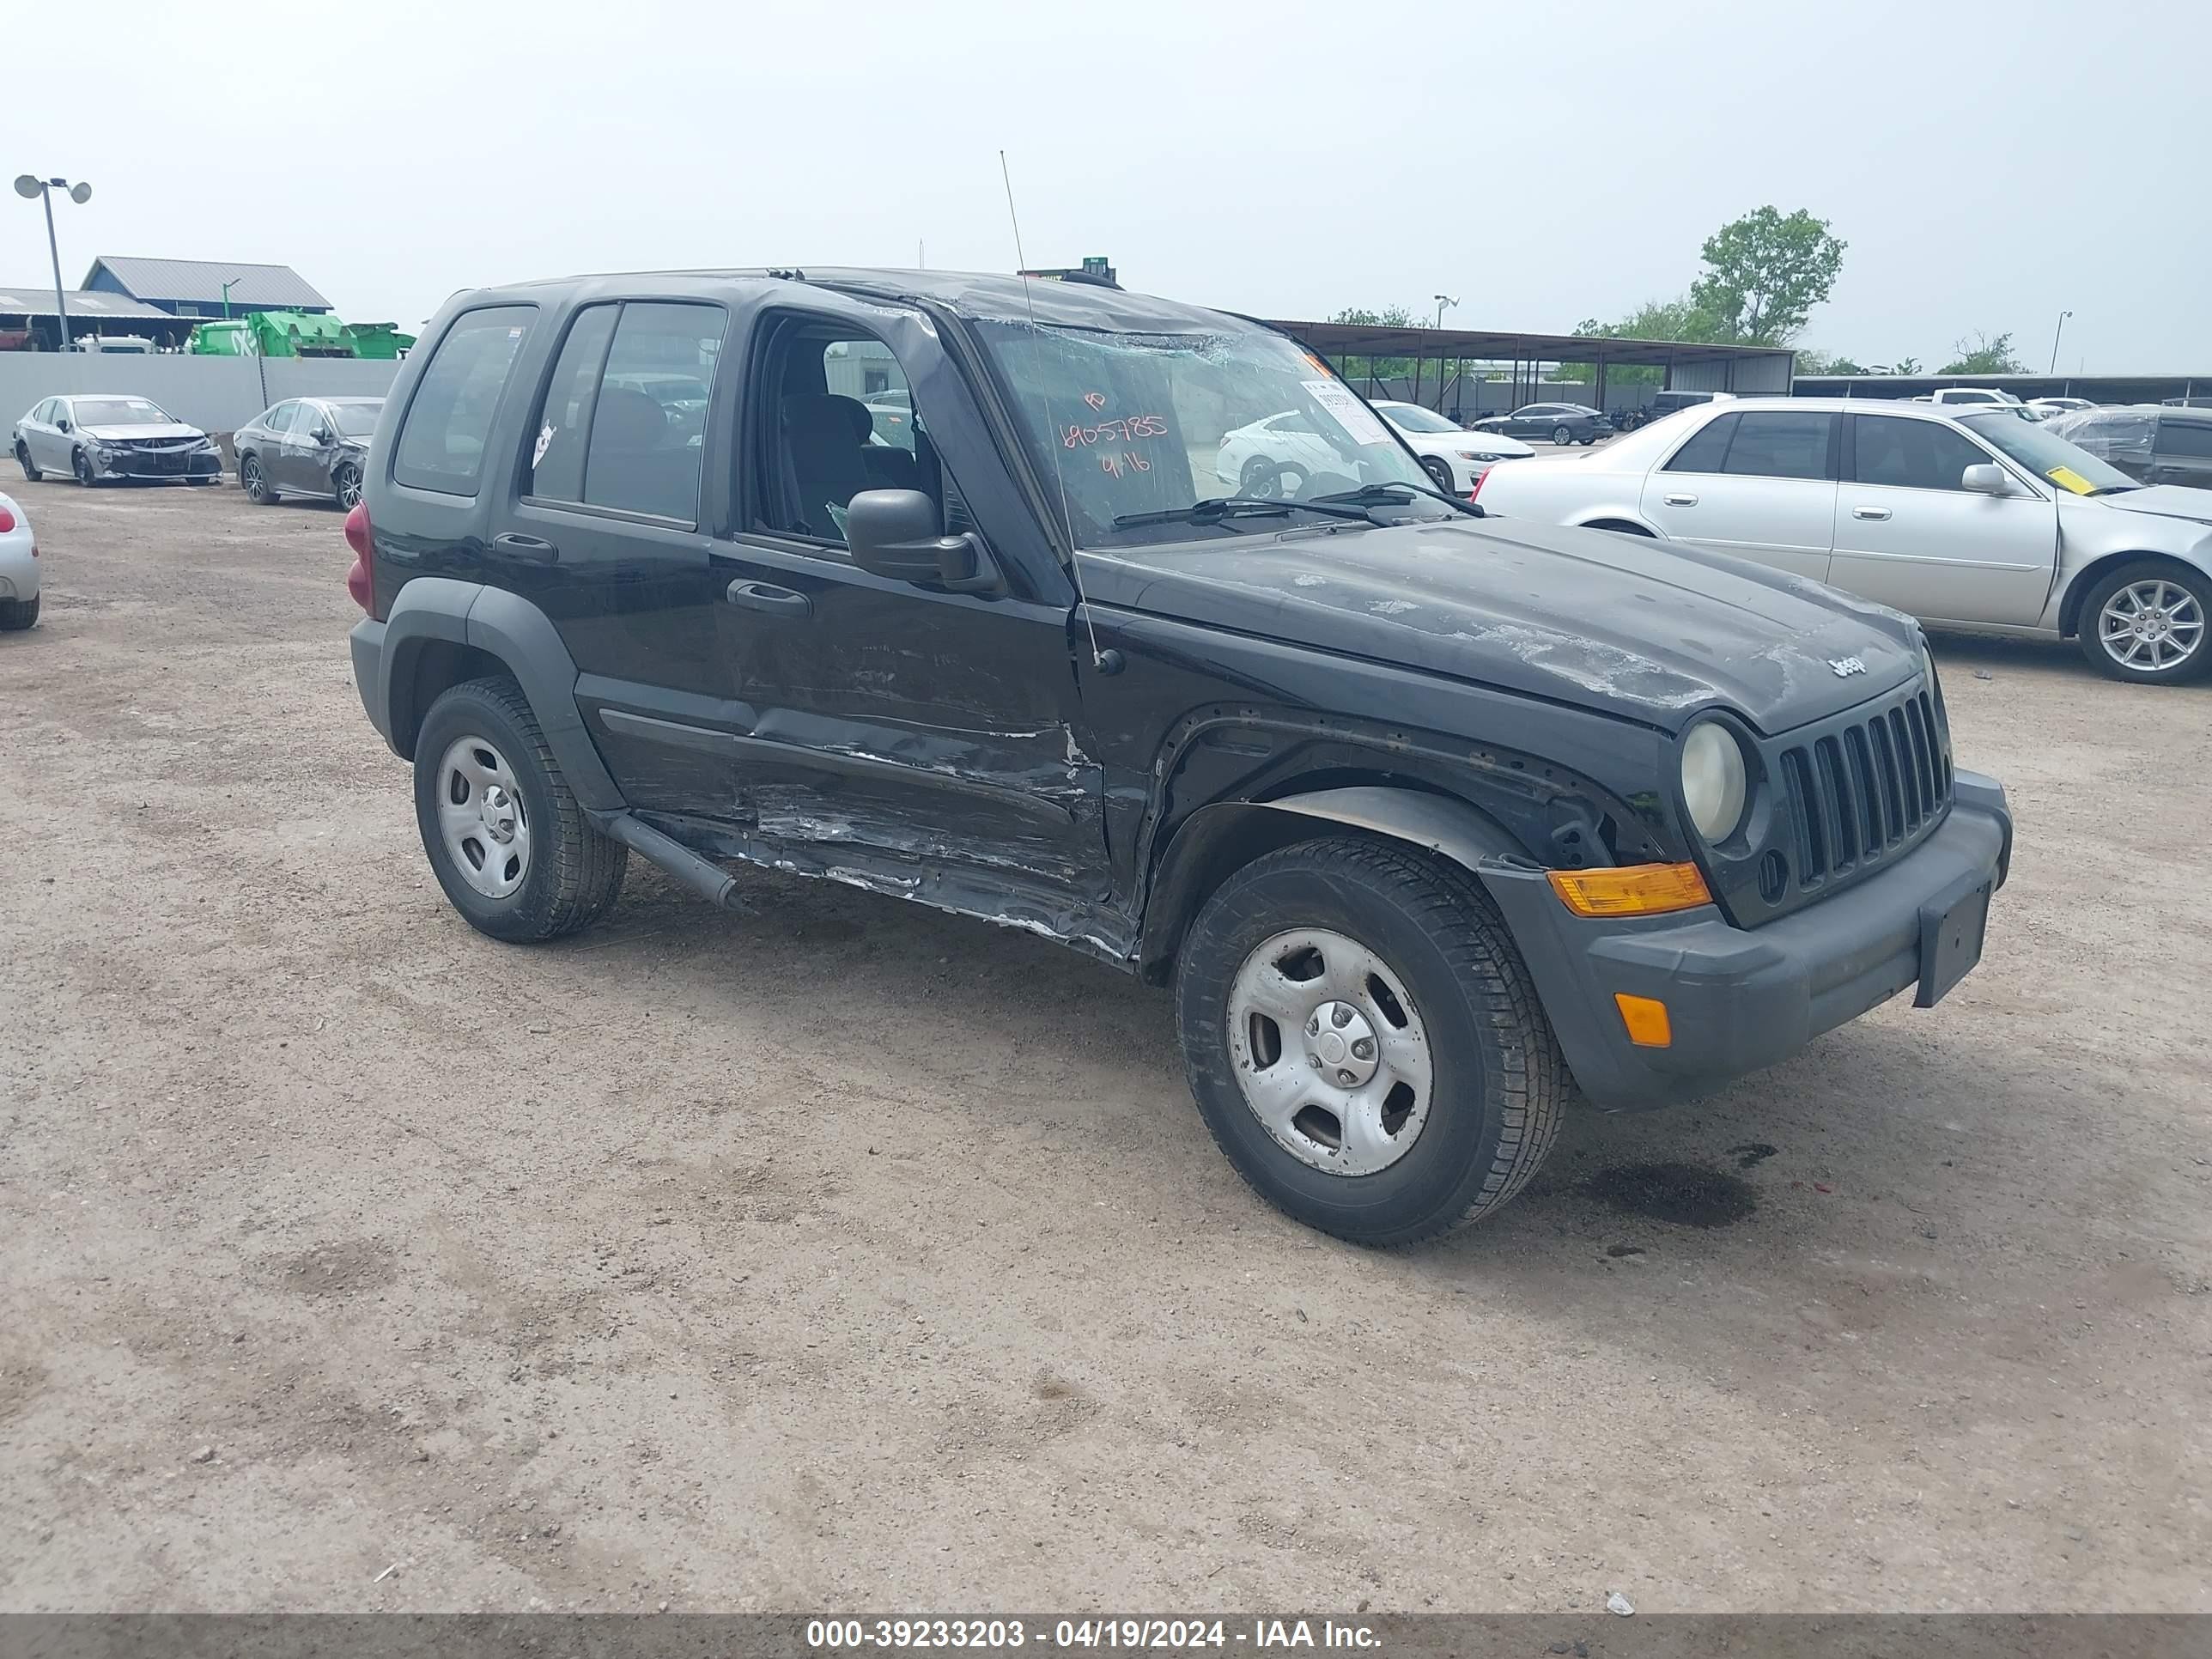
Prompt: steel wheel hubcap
<box><xmin>1225</xmin><ymin>927</ymin><xmax>1434</xmax><ymax>1176</ymax></box>
<box><xmin>436</xmin><ymin>735</ymin><xmax>532</xmax><ymax>898</ymax></box>
<box><xmin>2100</xmin><ymin>580</ymin><xmax>2203</xmax><ymax>672</ymax></box>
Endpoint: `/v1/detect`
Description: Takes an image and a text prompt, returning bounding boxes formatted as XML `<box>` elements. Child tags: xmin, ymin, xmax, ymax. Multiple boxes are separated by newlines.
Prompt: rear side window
<box><xmin>392</xmin><ymin>305</ymin><xmax>536</xmax><ymax>496</ymax></box>
<box><xmin>1851</xmin><ymin>416</ymin><xmax>1988</xmax><ymax>491</ymax></box>
<box><xmin>2158</xmin><ymin>421</ymin><xmax>2212</xmax><ymax>460</ymax></box>
<box><xmin>260</xmin><ymin>402</ymin><xmax>295</xmax><ymax>431</ymax></box>
<box><xmin>1721</xmin><ymin>412</ymin><xmax>1832</xmax><ymax>481</ymax></box>
<box><xmin>1664</xmin><ymin>412</ymin><xmax>1738</xmax><ymax>472</ymax></box>
<box><xmin>529</xmin><ymin>306</ymin><xmax>619</xmax><ymax>504</ymax></box>
<box><xmin>586</xmin><ymin>303</ymin><xmax>723</xmax><ymax>521</ymax></box>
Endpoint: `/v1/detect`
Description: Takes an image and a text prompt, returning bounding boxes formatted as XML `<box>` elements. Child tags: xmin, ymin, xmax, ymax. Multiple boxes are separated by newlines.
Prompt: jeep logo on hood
<box><xmin>1829</xmin><ymin>656</ymin><xmax>1868</xmax><ymax>678</ymax></box>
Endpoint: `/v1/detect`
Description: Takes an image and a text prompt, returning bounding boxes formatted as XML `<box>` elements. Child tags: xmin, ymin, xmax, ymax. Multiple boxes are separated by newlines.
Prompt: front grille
<box><xmin>1776</xmin><ymin>684</ymin><xmax>1951</xmax><ymax>890</ymax></box>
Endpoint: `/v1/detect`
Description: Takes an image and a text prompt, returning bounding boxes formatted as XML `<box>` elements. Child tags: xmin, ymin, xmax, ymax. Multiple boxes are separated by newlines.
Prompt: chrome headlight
<box><xmin>1681</xmin><ymin>722</ymin><xmax>1750</xmax><ymax>843</ymax></box>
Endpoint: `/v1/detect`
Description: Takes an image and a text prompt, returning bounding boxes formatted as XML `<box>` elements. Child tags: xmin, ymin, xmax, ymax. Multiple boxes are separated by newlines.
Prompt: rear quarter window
<box><xmin>392</xmin><ymin>305</ymin><xmax>537</xmax><ymax>496</ymax></box>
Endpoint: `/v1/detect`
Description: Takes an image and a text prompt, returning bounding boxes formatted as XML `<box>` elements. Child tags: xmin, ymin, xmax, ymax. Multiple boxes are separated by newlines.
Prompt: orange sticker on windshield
<box><xmin>2046</xmin><ymin>465</ymin><xmax>2096</xmax><ymax>495</ymax></box>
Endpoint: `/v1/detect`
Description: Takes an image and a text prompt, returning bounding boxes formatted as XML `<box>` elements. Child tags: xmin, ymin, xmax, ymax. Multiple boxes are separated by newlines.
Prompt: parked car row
<box><xmin>10</xmin><ymin>393</ymin><xmax>385</xmax><ymax>507</ymax></box>
<box><xmin>1474</xmin><ymin>396</ymin><xmax>2212</xmax><ymax>684</ymax></box>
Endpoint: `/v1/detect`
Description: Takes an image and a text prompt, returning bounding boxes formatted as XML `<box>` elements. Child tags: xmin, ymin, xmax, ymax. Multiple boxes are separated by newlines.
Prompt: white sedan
<box><xmin>0</xmin><ymin>490</ymin><xmax>39</xmax><ymax>630</ymax></box>
<box><xmin>1474</xmin><ymin>395</ymin><xmax>2212</xmax><ymax>684</ymax></box>
<box><xmin>1369</xmin><ymin>401</ymin><xmax>1533</xmax><ymax>493</ymax></box>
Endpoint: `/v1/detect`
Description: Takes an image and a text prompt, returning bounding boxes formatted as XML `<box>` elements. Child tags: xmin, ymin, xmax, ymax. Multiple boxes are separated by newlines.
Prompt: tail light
<box><xmin>1468</xmin><ymin>467</ymin><xmax>1489</xmax><ymax>503</ymax></box>
<box><xmin>0</xmin><ymin>506</ymin><xmax>15</xmax><ymax>532</ymax></box>
<box><xmin>344</xmin><ymin>501</ymin><xmax>374</xmax><ymax>613</ymax></box>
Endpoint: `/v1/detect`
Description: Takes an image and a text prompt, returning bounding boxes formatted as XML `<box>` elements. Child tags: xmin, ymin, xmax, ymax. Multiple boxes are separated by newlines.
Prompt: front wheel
<box><xmin>240</xmin><ymin>454</ymin><xmax>277</xmax><ymax>505</ymax></box>
<box><xmin>1420</xmin><ymin>455</ymin><xmax>1455</xmax><ymax>493</ymax></box>
<box><xmin>1176</xmin><ymin>837</ymin><xmax>1567</xmax><ymax>1246</ymax></box>
<box><xmin>1552</xmin><ymin>424</ymin><xmax>1574</xmax><ymax>447</ymax></box>
<box><xmin>15</xmin><ymin>441</ymin><xmax>39</xmax><ymax>482</ymax></box>
<box><xmin>333</xmin><ymin>461</ymin><xmax>363</xmax><ymax>510</ymax></box>
<box><xmin>1239</xmin><ymin>455</ymin><xmax>1282</xmax><ymax>499</ymax></box>
<box><xmin>2078</xmin><ymin>562</ymin><xmax>2209</xmax><ymax>684</ymax></box>
<box><xmin>412</xmin><ymin>677</ymin><xmax>629</xmax><ymax>941</ymax></box>
<box><xmin>72</xmin><ymin>449</ymin><xmax>94</xmax><ymax>486</ymax></box>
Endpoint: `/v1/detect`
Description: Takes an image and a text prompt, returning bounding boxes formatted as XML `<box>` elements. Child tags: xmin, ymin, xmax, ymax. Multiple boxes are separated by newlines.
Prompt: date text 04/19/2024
<box><xmin>805</xmin><ymin>1620</ymin><xmax>1382</xmax><ymax>1650</ymax></box>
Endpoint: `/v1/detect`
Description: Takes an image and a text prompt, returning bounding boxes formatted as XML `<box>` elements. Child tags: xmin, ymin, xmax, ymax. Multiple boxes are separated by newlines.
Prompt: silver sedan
<box><xmin>1474</xmin><ymin>395</ymin><xmax>2212</xmax><ymax>684</ymax></box>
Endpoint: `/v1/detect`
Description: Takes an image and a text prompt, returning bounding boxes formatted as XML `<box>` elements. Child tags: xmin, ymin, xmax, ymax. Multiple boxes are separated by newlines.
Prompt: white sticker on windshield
<box><xmin>1303</xmin><ymin>380</ymin><xmax>1392</xmax><ymax>447</ymax></box>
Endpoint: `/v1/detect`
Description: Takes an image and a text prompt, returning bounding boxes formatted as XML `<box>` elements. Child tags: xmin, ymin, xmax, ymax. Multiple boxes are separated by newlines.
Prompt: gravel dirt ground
<box><xmin>1</xmin><ymin>480</ymin><xmax>2207</xmax><ymax>1615</ymax></box>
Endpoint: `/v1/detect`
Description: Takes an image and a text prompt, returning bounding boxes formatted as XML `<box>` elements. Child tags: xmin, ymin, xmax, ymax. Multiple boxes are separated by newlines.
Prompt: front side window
<box><xmin>972</xmin><ymin>317</ymin><xmax>1439</xmax><ymax>545</ymax></box>
<box><xmin>1852</xmin><ymin>416</ymin><xmax>1987</xmax><ymax>491</ymax></box>
<box><xmin>757</xmin><ymin>323</ymin><xmax>924</xmax><ymax>545</ymax></box>
<box><xmin>392</xmin><ymin>305</ymin><xmax>536</xmax><ymax>496</ymax></box>
<box><xmin>1957</xmin><ymin>410</ymin><xmax>2136</xmax><ymax>495</ymax></box>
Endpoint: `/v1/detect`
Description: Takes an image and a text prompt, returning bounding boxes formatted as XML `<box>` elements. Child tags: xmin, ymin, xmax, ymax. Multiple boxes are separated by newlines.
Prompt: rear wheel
<box><xmin>1552</xmin><ymin>424</ymin><xmax>1574</xmax><ymax>447</ymax></box>
<box><xmin>2078</xmin><ymin>562</ymin><xmax>2209</xmax><ymax>684</ymax></box>
<box><xmin>1175</xmin><ymin>837</ymin><xmax>1567</xmax><ymax>1246</ymax></box>
<box><xmin>0</xmin><ymin>593</ymin><xmax>38</xmax><ymax>631</ymax></box>
<box><xmin>14</xmin><ymin>441</ymin><xmax>38</xmax><ymax>483</ymax></box>
<box><xmin>412</xmin><ymin>677</ymin><xmax>628</xmax><ymax>941</ymax></box>
<box><xmin>240</xmin><ymin>454</ymin><xmax>278</xmax><ymax>505</ymax></box>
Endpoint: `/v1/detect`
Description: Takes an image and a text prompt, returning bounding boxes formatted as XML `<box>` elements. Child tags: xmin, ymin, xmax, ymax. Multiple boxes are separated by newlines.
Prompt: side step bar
<box><xmin>595</xmin><ymin>812</ymin><xmax>747</xmax><ymax>911</ymax></box>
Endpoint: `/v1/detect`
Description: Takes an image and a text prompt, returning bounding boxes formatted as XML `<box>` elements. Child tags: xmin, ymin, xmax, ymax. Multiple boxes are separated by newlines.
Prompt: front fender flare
<box><xmin>1137</xmin><ymin>786</ymin><xmax>1528</xmax><ymax>981</ymax></box>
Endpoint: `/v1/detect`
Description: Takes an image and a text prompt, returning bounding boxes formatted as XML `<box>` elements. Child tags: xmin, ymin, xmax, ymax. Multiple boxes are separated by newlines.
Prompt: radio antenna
<box><xmin>1001</xmin><ymin>149</ymin><xmax>1108</xmax><ymax>671</ymax></box>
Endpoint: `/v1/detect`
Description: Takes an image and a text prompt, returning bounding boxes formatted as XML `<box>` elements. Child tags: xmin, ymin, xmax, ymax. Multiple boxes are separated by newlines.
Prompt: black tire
<box><xmin>0</xmin><ymin>593</ymin><xmax>38</xmax><ymax>631</ymax></box>
<box><xmin>333</xmin><ymin>461</ymin><xmax>363</xmax><ymax>510</ymax></box>
<box><xmin>15</xmin><ymin>441</ymin><xmax>39</xmax><ymax>483</ymax></box>
<box><xmin>2076</xmin><ymin>560</ymin><xmax>2211</xmax><ymax>685</ymax></box>
<box><xmin>1580</xmin><ymin>433</ymin><xmax>1601</xmax><ymax>446</ymax></box>
<box><xmin>1420</xmin><ymin>455</ymin><xmax>1455</xmax><ymax>493</ymax></box>
<box><xmin>1552</xmin><ymin>424</ymin><xmax>1574</xmax><ymax>447</ymax></box>
<box><xmin>412</xmin><ymin>676</ymin><xmax>629</xmax><ymax>942</ymax></box>
<box><xmin>1175</xmin><ymin>836</ymin><xmax>1567</xmax><ymax>1246</ymax></box>
<box><xmin>1239</xmin><ymin>455</ymin><xmax>1282</xmax><ymax>499</ymax></box>
<box><xmin>72</xmin><ymin>449</ymin><xmax>94</xmax><ymax>487</ymax></box>
<box><xmin>240</xmin><ymin>453</ymin><xmax>278</xmax><ymax>505</ymax></box>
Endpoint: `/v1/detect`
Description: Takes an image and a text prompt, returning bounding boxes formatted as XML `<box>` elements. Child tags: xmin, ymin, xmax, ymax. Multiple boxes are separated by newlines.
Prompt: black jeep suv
<box><xmin>345</xmin><ymin>269</ymin><xmax>2012</xmax><ymax>1246</ymax></box>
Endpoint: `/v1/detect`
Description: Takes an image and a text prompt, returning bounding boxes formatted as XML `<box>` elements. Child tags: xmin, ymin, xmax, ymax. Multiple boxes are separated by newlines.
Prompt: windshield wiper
<box><xmin>1311</xmin><ymin>480</ymin><xmax>1487</xmax><ymax>518</ymax></box>
<box><xmin>1111</xmin><ymin>495</ymin><xmax>1377</xmax><ymax>530</ymax></box>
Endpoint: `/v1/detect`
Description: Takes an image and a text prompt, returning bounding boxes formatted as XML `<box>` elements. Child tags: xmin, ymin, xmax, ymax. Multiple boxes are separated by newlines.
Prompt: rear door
<box><xmin>276</xmin><ymin>402</ymin><xmax>326</xmax><ymax>493</ymax></box>
<box><xmin>504</xmin><ymin>297</ymin><xmax>743</xmax><ymax>817</ymax></box>
<box><xmin>1826</xmin><ymin>411</ymin><xmax>2057</xmax><ymax>625</ymax></box>
<box><xmin>2148</xmin><ymin>417</ymin><xmax>2212</xmax><ymax>489</ymax></box>
<box><xmin>1640</xmin><ymin>408</ymin><xmax>1838</xmax><ymax>580</ymax></box>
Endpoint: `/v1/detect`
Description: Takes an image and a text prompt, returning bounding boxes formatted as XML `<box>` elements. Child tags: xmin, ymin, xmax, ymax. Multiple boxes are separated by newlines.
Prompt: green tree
<box><xmin>1558</xmin><ymin>294</ymin><xmax>1727</xmax><ymax>384</ymax></box>
<box><xmin>1940</xmin><ymin>331</ymin><xmax>2027</xmax><ymax>374</ymax></box>
<box><xmin>1792</xmin><ymin>349</ymin><xmax>1869</xmax><ymax>377</ymax></box>
<box><xmin>1688</xmin><ymin>206</ymin><xmax>1847</xmax><ymax>345</ymax></box>
<box><xmin>1869</xmin><ymin>356</ymin><xmax>1923</xmax><ymax>375</ymax></box>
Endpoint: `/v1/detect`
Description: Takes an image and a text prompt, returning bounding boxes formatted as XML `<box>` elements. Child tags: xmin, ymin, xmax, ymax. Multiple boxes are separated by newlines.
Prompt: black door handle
<box><xmin>726</xmin><ymin>579</ymin><xmax>811</xmax><ymax>617</ymax></box>
<box><xmin>490</xmin><ymin>532</ymin><xmax>558</xmax><ymax>564</ymax></box>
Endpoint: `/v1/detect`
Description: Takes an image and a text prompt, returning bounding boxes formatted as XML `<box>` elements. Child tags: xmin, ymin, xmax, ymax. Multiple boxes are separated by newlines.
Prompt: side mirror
<box><xmin>1961</xmin><ymin>463</ymin><xmax>2013</xmax><ymax>496</ymax></box>
<box><xmin>845</xmin><ymin>489</ymin><xmax>1001</xmax><ymax>594</ymax></box>
<box><xmin>313</xmin><ymin>427</ymin><xmax>334</xmax><ymax>444</ymax></box>
<box><xmin>56</xmin><ymin>417</ymin><xmax>70</xmax><ymax>433</ymax></box>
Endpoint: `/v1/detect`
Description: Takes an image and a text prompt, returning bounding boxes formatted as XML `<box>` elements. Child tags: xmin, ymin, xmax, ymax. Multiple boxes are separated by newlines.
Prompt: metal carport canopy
<box><xmin>1261</xmin><ymin>318</ymin><xmax>1789</xmax><ymax>375</ymax></box>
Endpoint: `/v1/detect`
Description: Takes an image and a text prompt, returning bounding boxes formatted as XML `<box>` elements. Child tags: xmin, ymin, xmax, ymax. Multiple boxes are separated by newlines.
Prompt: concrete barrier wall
<box><xmin>0</xmin><ymin>355</ymin><xmax>403</xmax><ymax>436</ymax></box>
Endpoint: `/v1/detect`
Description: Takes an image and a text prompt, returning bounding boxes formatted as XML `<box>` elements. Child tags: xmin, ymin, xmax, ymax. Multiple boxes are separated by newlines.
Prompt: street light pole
<box><xmin>222</xmin><ymin>278</ymin><xmax>238</xmax><ymax>320</ymax></box>
<box><xmin>2049</xmin><ymin>309</ymin><xmax>2073</xmax><ymax>374</ymax></box>
<box><xmin>13</xmin><ymin>173</ymin><xmax>92</xmax><ymax>351</ymax></box>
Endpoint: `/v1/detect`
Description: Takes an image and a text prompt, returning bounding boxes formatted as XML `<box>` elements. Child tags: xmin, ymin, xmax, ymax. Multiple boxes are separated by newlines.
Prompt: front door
<box><xmin>1827</xmin><ymin>412</ymin><xmax>2058</xmax><ymax>626</ymax></box>
<box><xmin>1640</xmin><ymin>408</ymin><xmax>1838</xmax><ymax>582</ymax></box>
<box><xmin>708</xmin><ymin>307</ymin><xmax>1106</xmax><ymax>905</ymax></box>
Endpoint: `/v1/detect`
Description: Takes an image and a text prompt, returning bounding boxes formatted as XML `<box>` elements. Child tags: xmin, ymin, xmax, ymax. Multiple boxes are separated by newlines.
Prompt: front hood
<box><xmin>2090</xmin><ymin>483</ymin><xmax>2212</xmax><ymax>526</ymax></box>
<box><xmin>1079</xmin><ymin>517</ymin><xmax>1921</xmax><ymax>735</ymax></box>
<box><xmin>81</xmin><ymin>422</ymin><xmax>206</xmax><ymax>443</ymax></box>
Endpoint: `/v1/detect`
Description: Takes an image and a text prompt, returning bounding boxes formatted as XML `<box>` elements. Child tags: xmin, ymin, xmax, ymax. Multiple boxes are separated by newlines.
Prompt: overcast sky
<box><xmin>9</xmin><ymin>0</ymin><xmax>2202</xmax><ymax>372</ymax></box>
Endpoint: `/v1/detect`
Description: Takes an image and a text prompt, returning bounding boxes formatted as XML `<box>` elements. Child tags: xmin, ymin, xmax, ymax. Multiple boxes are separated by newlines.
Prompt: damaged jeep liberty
<box><xmin>345</xmin><ymin>269</ymin><xmax>2013</xmax><ymax>1245</ymax></box>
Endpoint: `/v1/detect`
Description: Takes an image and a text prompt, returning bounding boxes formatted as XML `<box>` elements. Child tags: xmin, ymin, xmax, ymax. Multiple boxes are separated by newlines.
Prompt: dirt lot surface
<box><xmin>2</xmin><ymin>481</ymin><xmax>2208</xmax><ymax>1615</ymax></box>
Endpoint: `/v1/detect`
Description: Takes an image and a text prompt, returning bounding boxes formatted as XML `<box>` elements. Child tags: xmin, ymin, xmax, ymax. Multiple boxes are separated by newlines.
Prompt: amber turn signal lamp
<box><xmin>1547</xmin><ymin>862</ymin><xmax>1712</xmax><ymax>918</ymax></box>
<box><xmin>1613</xmin><ymin>994</ymin><xmax>1674</xmax><ymax>1048</ymax></box>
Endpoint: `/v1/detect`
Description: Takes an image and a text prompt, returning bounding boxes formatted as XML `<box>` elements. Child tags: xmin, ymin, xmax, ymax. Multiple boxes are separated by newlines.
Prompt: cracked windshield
<box><xmin>973</xmin><ymin>319</ymin><xmax>1443</xmax><ymax>544</ymax></box>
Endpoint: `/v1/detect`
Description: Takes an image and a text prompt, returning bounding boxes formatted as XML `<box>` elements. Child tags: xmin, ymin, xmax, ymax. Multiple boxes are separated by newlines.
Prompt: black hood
<box><xmin>1077</xmin><ymin>516</ymin><xmax>1922</xmax><ymax>736</ymax></box>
